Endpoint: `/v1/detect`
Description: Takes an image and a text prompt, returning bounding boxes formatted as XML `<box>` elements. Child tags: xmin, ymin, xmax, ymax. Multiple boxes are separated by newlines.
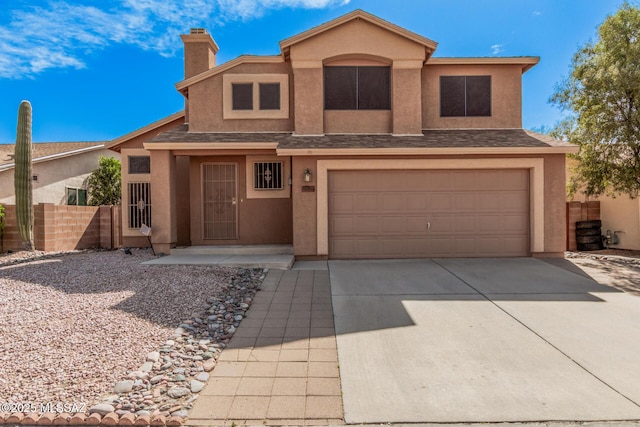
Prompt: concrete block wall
<box><xmin>1</xmin><ymin>204</ymin><xmax>122</xmax><ymax>253</ymax></box>
<box><xmin>0</xmin><ymin>205</ymin><xmax>21</xmax><ymax>251</ymax></box>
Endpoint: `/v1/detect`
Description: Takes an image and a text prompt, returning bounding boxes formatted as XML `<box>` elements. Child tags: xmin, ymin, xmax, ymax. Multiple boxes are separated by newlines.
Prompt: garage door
<box><xmin>328</xmin><ymin>169</ymin><xmax>530</xmax><ymax>259</ymax></box>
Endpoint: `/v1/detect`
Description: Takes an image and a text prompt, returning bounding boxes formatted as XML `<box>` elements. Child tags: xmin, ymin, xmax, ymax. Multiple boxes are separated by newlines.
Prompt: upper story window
<box><xmin>128</xmin><ymin>156</ymin><xmax>151</xmax><ymax>174</ymax></box>
<box><xmin>259</xmin><ymin>83</ymin><xmax>281</xmax><ymax>110</ymax></box>
<box><xmin>440</xmin><ymin>76</ymin><xmax>491</xmax><ymax>117</ymax></box>
<box><xmin>232</xmin><ymin>83</ymin><xmax>253</xmax><ymax>110</ymax></box>
<box><xmin>223</xmin><ymin>74</ymin><xmax>289</xmax><ymax>119</ymax></box>
<box><xmin>324</xmin><ymin>66</ymin><xmax>391</xmax><ymax>110</ymax></box>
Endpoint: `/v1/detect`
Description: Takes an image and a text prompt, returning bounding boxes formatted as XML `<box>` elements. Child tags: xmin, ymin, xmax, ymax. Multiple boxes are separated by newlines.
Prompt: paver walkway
<box><xmin>187</xmin><ymin>267</ymin><xmax>344</xmax><ymax>426</ymax></box>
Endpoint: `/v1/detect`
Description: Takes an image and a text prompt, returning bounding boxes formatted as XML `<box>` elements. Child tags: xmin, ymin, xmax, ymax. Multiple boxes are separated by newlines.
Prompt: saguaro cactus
<box><xmin>14</xmin><ymin>100</ymin><xmax>34</xmax><ymax>251</ymax></box>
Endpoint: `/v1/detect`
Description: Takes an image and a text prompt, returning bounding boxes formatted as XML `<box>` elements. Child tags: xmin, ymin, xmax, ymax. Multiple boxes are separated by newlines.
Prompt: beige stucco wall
<box><xmin>572</xmin><ymin>192</ymin><xmax>640</xmax><ymax>250</ymax></box>
<box><xmin>422</xmin><ymin>64</ymin><xmax>523</xmax><ymax>129</ymax></box>
<box><xmin>188</xmin><ymin>62</ymin><xmax>294</xmax><ymax>133</ymax></box>
<box><xmin>291</xmin><ymin>153</ymin><xmax>567</xmax><ymax>258</ymax></box>
<box><xmin>150</xmin><ymin>150</ymin><xmax>176</xmax><ymax>254</ymax></box>
<box><xmin>323</xmin><ymin>111</ymin><xmax>392</xmax><ymax>134</ymax></box>
<box><xmin>289</xmin><ymin>19</ymin><xmax>425</xmax><ymax>62</ymax></box>
<box><xmin>293</xmin><ymin>67</ymin><xmax>324</xmax><ymax>135</ymax></box>
<box><xmin>541</xmin><ymin>154</ymin><xmax>568</xmax><ymax>256</ymax></box>
<box><xmin>392</xmin><ymin>67</ymin><xmax>423</xmax><ymax>135</ymax></box>
<box><xmin>0</xmin><ymin>148</ymin><xmax>119</xmax><ymax>205</ymax></box>
<box><xmin>598</xmin><ymin>196</ymin><xmax>640</xmax><ymax>250</ymax></box>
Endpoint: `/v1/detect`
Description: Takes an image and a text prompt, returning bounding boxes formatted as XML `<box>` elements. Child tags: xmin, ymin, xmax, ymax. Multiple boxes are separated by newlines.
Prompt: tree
<box><xmin>551</xmin><ymin>2</ymin><xmax>640</xmax><ymax>198</ymax></box>
<box><xmin>87</xmin><ymin>156</ymin><xmax>121</xmax><ymax>205</ymax></box>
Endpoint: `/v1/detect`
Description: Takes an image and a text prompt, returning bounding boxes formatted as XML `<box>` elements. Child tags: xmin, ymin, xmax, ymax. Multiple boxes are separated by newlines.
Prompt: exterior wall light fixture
<box><xmin>304</xmin><ymin>168</ymin><xmax>312</xmax><ymax>182</ymax></box>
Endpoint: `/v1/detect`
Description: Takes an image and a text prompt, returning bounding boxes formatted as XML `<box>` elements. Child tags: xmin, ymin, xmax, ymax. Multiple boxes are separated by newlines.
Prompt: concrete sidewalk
<box><xmin>187</xmin><ymin>264</ymin><xmax>343</xmax><ymax>426</ymax></box>
<box><xmin>141</xmin><ymin>245</ymin><xmax>295</xmax><ymax>269</ymax></box>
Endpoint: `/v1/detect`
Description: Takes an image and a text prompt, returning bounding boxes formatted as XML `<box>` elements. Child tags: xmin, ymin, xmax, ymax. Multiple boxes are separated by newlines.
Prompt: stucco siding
<box><xmin>0</xmin><ymin>148</ymin><xmax>119</xmax><ymax>205</ymax></box>
<box><xmin>188</xmin><ymin>62</ymin><xmax>294</xmax><ymax>133</ymax></box>
<box><xmin>289</xmin><ymin>18</ymin><xmax>425</xmax><ymax>62</ymax></box>
<box><xmin>541</xmin><ymin>154</ymin><xmax>568</xmax><ymax>256</ymax></box>
<box><xmin>573</xmin><ymin>193</ymin><xmax>640</xmax><ymax>250</ymax></box>
<box><xmin>422</xmin><ymin>64</ymin><xmax>523</xmax><ymax>129</ymax></box>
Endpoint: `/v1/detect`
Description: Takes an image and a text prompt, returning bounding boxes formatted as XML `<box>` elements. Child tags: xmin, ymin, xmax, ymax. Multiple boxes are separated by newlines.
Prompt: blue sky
<box><xmin>0</xmin><ymin>0</ymin><xmax>628</xmax><ymax>143</ymax></box>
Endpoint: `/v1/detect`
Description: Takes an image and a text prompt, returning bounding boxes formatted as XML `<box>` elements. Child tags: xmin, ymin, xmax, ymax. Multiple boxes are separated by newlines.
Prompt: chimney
<box><xmin>180</xmin><ymin>28</ymin><xmax>219</xmax><ymax>79</ymax></box>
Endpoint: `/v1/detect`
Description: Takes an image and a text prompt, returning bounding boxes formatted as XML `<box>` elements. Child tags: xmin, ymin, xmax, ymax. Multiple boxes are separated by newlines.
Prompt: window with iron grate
<box><xmin>254</xmin><ymin>162</ymin><xmax>283</xmax><ymax>190</ymax></box>
<box><xmin>128</xmin><ymin>182</ymin><xmax>151</xmax><ymax>228</ymax></box>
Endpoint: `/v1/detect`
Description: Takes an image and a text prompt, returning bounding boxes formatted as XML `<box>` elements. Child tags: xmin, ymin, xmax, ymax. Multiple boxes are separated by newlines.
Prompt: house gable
<box><xmin>280</xmin><ymin>9</ymin><xmax>437</xmax><ymax>61</ymax></box>
<box><xmin>286</xmin><ymin>15</ymin><xmax>432</xmax><ymax>64</ymax></box>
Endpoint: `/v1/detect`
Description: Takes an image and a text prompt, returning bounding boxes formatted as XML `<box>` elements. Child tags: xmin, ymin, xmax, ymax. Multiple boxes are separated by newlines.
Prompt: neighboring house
<box><xmin>566</xmin><ymin>159</ymin><xmax>640</xmax><ymax>250</ymax></box>
<box><xmin>107</xmin><ymin>10</ymin><xmax>577</xmax><ymax>258</ymax></box>
<box><xmin>0</xmin><ymin>142</ymin><xmax>119</xmax><ymax>206</ymax></box>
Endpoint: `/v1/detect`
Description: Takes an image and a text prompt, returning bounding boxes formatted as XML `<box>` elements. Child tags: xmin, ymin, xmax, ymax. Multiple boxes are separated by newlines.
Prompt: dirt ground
<box><xmin>567</xmin><ymin>249</ymin><xmax>640</xmax><ymax>296</ymax></box>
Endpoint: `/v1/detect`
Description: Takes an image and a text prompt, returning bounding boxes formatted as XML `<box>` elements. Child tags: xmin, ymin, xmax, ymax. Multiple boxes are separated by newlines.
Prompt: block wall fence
<box><xmin>1</xmin><ymin>204</ymin><xmax>122</xmax><ymax>252</ymax></box>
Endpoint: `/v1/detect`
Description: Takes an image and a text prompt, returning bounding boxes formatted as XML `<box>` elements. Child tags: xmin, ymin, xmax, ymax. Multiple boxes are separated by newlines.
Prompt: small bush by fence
<box><xmin>1</xmin><ymin>204</ymin><xmax>121</xmax><ymax>253</ymax></box>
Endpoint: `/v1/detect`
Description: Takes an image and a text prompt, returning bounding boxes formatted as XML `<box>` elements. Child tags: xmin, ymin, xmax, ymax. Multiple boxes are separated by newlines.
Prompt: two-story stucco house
<box><xmin>107</xmin><ymin>10</ymin><xmax>577</xmax><ymax>259</ymax></box>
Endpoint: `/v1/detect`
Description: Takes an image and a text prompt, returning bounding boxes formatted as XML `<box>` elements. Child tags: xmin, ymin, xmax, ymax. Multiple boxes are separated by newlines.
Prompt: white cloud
<box><xmin>0</xmin><ymin>0</ymin><xmax>349</xmax><ymax>78</ymax></box>
<box><xmin>491</xmin><ymin>44</ymin><xmax>504</xmax><ymax>55</ymax></box>
<box><xmin>532</xmin><ymin>10</ymin><xmax>541</xmax><ymax>16</ymax></box>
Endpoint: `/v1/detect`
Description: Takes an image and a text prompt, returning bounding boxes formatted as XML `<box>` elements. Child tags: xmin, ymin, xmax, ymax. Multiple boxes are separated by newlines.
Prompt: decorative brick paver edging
<box><xmin>0</xmin><ymin>411</ymin><xmax>185</xmax><ymax>426</ymax></box>
<box><xmin>0</xmin><ymin>267</ymin><xmax>269</xmax><ymax>427</ymax></box>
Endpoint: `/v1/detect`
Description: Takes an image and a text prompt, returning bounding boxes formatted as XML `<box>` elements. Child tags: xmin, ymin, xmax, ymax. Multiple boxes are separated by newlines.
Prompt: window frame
<box><xmin>127</xmin><ymin>182</ymin><xmax>152</xmax><ymax>229</ymax></box>
<box><xmin>128</xmin><ymin>155</ymin><xmax>151</xmax><ymax>174</ymax></box>
<box><xmin>245</xmin><ymin>155</ymin><xmax>290</xmax><ymax>199</ymax></box>
<box><xmin>258</xmin><ymin>83</ymin><xmax>281</xmax><ymax>110</ymax></box>
<box><xmin>231</xmin><ymin>83</ymin><xmax>254</xmax><ymax>111</ymax></box>
<box><xmin>253</xmin><ymin>161</ymin><xmax>284</xmax><ymax>191</ymax></box>
<box><xmin>66</xmin><ymin>187</ymin><xmax>87</xmax><ymax>206</ymax></box>
<box><xmin>223</xmin><ymin>74</ymin><xmax>289</xmax><ymax>119</ymax></box>
<box><xmin>440</xmin><ymin>75</ymin><xmax>492</xmax><ymax>118</ymax></box>
<box><xmin>324</xmin><ymin>66</ymin><xmax>391</xmax><ymax>111</ymax></box>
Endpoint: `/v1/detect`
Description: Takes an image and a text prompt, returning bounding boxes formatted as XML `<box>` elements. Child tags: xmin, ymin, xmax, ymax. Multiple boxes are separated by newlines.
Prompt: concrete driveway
<box><xmin>329</xmin><ymin>258</ymin><xmax>640</xmax><ymax>423</ymax></box>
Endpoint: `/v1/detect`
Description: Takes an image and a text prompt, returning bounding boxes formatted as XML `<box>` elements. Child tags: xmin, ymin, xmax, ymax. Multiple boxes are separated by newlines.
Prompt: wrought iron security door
<box><xmin>202</xmin><ymin>163</ymin><xmax>238</xmax><ymax>240</ymax></box>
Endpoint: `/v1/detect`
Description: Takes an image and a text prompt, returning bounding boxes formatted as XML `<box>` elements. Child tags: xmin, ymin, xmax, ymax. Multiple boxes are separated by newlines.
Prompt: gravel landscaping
<box><xmin>567</xmin><ymin>249</ymin><xmax>640</xmax><ymax>295</ymax></box>
<box><xmin>0</xmin><ymin>249</ymin><xmax>263</xmax><ymax>420</ymax></box>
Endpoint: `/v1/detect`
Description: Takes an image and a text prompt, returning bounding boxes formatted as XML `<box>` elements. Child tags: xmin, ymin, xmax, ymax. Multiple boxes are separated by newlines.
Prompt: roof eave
<box><xmin>175</xmin><ymin>56</ymin><xmax>284</xmax><ymax>92</ymax></box>
<box><xmin>0</xmin><ymin>144</ymin><xmax>107</xmax><ymax>171</ymax></box>
<box><xmin>106</xmin><ymin>111</ymin><xmax>186</xmax><ymax>152</ymax></box>
<box><xmin>276</xmin><ymin>146</ymin><xmax>579</xmax><ymax>156</ymax></box>
<box><xmin>427</xmin><ymin>56</ymin><xmax>540</xmax><ymax>73</ymax></box>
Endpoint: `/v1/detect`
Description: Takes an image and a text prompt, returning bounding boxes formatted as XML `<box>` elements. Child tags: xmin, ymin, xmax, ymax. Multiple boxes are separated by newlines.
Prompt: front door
<box><xmin>202</xmin><ymin>163</ymin><xmax>238</xmax><ymax>240</ymax></box>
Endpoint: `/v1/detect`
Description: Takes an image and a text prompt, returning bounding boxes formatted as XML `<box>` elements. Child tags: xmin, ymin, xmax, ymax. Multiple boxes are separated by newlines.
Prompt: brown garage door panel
<box><xmin>328</xmin><ymin>169</ymin><xmax>530</xmax><ymax>259</ymax></box>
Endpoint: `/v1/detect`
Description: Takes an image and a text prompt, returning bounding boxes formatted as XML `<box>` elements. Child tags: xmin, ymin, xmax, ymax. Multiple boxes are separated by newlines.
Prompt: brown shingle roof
<box><xmin>148</xmin><ymin>126</ymin><xmax>573</xmax><ymax>150</ymax></box>
<box><xmin>0</xmin><ymin>142</ymin><xmax>105</xmax><ymax>167</ymax></box>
